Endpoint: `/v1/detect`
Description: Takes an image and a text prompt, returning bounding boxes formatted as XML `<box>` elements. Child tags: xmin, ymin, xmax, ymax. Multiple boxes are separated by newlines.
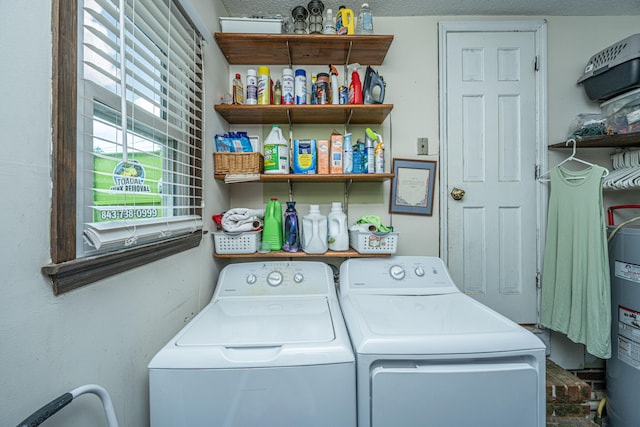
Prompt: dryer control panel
<box><xmin>339</xmin><ymin>256</ymin><xmax>459</xmax><ymax>296</ymax></box>
<box><xmin>215</xmin><ymin>261</ymin><xmax>335</xmax><ymax>298</ymax></box>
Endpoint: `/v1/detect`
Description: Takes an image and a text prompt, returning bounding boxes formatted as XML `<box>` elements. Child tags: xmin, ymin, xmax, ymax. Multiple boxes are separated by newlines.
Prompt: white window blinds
<box><xmin>78</xmin><ymin>0</ymin><xmax>203</xmax><ymax>256</ymax></box>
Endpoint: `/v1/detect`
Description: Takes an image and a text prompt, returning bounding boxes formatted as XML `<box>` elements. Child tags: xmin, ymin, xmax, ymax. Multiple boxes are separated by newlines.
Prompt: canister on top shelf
<box><xmin>316</xmin><ymin>72</ymin><xmax>330</xmax><ymax>105</ymax></box>
<box><xmin>246</xmin><ymin>68</ymin><xmax>257</xmax><ymax>105</ymax></box>
<box><xmin>282</xmin><ymin>68</ymin><xmax>294</xmax><ymax>104</ymax></box>
<box><xmin>356</xmin><ymin>2</ymin><xmax>373</xmax><ymax>35</ymax></box>
<box><xmin>257</xmin><ymin>66</ymin><xmax>270</xmax><ymax>105</ymax></box>
<box><xmin>295</xmin><ymin>69</ymin><xmax>307</xmax><ymax>105</ymax></box>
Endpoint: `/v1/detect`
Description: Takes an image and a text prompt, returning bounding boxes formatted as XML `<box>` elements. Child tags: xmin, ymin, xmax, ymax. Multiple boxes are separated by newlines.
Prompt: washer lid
<box><xmin>176</xmin><ymin>297</ymin><xmax>335</xmax><ymax>347</ymax></box>
<box><xmin>342</xmin><ymin>293</ymin><xmax>544</xmax><ymax>354</ymax></box>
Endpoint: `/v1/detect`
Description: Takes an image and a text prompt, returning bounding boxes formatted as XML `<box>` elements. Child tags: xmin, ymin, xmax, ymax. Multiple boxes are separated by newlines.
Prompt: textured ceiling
<box><xmin>220</xmin><ymin>0</ymin><xmax>640</xmax><ymax>18</ymax></box>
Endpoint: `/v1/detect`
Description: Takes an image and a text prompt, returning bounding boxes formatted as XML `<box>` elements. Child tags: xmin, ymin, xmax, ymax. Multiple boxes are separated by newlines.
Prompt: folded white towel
<box><xmin>222</xmin><ymin>208</ymin><xmax>265</xmax><ymax>232</ymax></box>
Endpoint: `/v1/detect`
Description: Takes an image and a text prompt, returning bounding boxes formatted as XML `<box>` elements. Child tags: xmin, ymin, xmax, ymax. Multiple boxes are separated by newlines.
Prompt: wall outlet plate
<box><xmin>417</xmin><ymin>138</ymin><xmax>429</xmax><ymax>155</ymax></box>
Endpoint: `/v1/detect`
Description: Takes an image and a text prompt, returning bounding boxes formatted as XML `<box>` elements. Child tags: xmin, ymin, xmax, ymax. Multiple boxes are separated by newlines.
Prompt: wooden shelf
<box><xmin>214</xmin><ymin>172</ymin><xmax>394</xmax><ymax>182</ymax></box>
<box><xmin>214</xmin><ymin>104</ymin><xmax>393</xmax><ymax>125</ymax></box>
<box><xmin>213</xmin><ymin>248</ymin><xmax>391</xmax><ymax>259</ymax></box>
<box><xmin>214</xmin><ymin>33</ymin><xmax>394</xmax><ymax>65</ymax></box>
<box><xmin>549</xmin><ymin>133</ymin><xmax>640</xmax><ymax>149</ymax></box>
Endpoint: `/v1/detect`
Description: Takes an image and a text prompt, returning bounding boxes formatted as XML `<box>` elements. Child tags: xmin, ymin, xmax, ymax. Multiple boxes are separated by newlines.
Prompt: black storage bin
<box><xmin>578</xmin><ymin>34</ymin><xmax>640</xmax><ymax>102</ymax></box>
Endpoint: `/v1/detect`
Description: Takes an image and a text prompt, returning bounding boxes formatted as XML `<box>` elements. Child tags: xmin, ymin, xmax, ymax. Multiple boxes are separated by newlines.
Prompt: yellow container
<box><xmin>257</xmin><ymin>66</ymin><xmax>270</xmax><ymax>105</ymax></box>
<box><xmin>336</xmin><ymin>7</ymin><xmax>354</xmax><ymax>35</ymax></box>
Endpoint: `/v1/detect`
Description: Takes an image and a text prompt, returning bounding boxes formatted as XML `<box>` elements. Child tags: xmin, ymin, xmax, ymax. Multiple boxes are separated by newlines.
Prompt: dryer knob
<box><xmin>267</xmin><ymin>271</ymin><xmax>283</xmax><ymax>287</ymax></box>
<box><xmin>246</xmin><ymin>274</ymin><xmax>257</xmax><ymax>285</ymax></box>
<box><xmin>415</xmin><ymin>267</ymin><xmax>425</xmax><ymax>277</ymax></box>
<box><xmin>293</xmin><ymin>273</ymin><xmax>304</xmax><ymax>283</ymax></box>
<box><xmin>390</xmin><ymin>265</ymin><xmax>405</xmax><ymax>280</ymax></box>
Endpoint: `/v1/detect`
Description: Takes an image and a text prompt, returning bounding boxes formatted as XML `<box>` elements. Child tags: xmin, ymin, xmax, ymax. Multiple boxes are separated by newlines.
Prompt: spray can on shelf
<box><xmin>282</xmin><ymin>68</ymin><xmax>294</xmax><ymax>104</ymax></box>
<box><xmin>295</xmin><ymin>69</ymin><xmax>306</xmax><ymax>105</ymax></box>
<box><xmin>257</xmin><ymin>66</ymin><xmax>270</xmax><ymax>105</ymax></box>
<box><xmin>364</xmin><ymin>128</ymin><xmax>376</xmax><ymax>174</ymax></box>
<box><xmin>330</xmin><ymin>65</ymin><xmax>339</xmax><ymax>105</ymax></box>
<box><xmin>246</xmin><ymin>68</ymin><xmax>257</xmax><ymax>105</ymax></box>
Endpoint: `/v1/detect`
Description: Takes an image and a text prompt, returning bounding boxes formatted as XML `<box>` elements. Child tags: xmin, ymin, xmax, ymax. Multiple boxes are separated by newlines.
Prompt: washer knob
<box><xmin>415</xmin><ymin>267</ymin><xmax>425</xmax><ymax>277</ymax></box>
<box><xmin>246</xmin><ymin>274</ymin><xmax>257</xmax><ymax>285</ymax></box>
<box><xmin>267</xmin><ymin>271</ymin><xmax>283</xmax><ymax>287</ymax></box>
<box><xmin>390</xmin><ymin>265</ymin><xmax>405</xmax><ymax>280</ymax></box>
<box><xmin>293</xmin><ymin>273</ymin><xmax>304</xmax><ymax>283</ymax></box>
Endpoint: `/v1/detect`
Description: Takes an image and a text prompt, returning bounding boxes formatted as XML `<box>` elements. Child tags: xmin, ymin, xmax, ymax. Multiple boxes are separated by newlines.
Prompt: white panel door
<box><xmin>441</xmin><ymin>24</ymin><xmax>545</xmax><ymax>323</ymax></box>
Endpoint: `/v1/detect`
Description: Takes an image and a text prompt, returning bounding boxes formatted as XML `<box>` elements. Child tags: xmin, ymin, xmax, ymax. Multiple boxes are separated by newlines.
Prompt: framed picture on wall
<box><xmin>390</xmin><ymin>158</ymin><xmax>437</xmax><ymax>216</ymax></box>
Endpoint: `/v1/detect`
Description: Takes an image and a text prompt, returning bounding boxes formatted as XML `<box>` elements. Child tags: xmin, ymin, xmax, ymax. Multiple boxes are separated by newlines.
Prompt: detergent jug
<box><xmin>327</xmin><ymin>202</ymin><xmax>349</xmax><ymax>251</ymax></box>
<box><xmin>302</xmin><ymin>205</ymin><xmax>328</xmax><ymax>254</ymax></box>
<box><xmin>263</xmin><ymin>198</ymin><xmax>283</xmax><ymax>250</ymax></box>
<box><xmin>336</xmin><ymin>6</ymin><xmax>354</xmax><ymax>35</ymax></box>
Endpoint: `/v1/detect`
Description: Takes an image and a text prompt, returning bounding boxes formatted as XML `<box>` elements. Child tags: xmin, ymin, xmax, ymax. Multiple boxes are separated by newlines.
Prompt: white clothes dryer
<box><xmin>149</xmin><ymin>261</ymin><xmax>356</xmax><ymax>427</ymax></box>
<box><xmin>339</xmin><ymin>256</ymin><xmax>546</xmax><ymax>427</ymax></box>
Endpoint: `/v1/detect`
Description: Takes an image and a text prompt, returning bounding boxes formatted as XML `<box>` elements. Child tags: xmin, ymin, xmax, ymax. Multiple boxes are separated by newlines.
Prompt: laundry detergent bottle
<box><xmin>283</xmin><ymin>201</ymin><xmax>301</xmax><ymax>252</ymax></box>
<box><xmin>327</xmin><ymin>202</ymin><xmax>349</xmax><ymax>251</ymax></box>
<box><xmin>302</xmin><ymin>205</ymin><xmax>328</xmax><ymax>254</ymax></box>
<box><xmin>263</xmin><ymin>198</ymin><xmax>283</xmax><ymax>250</ymax></box>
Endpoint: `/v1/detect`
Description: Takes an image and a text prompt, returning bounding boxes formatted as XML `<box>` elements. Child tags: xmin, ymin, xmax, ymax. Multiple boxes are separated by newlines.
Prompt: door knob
<box><xmin>450</xmin><ymin>188</ymin><xmax>465</xmax><ymax>201</ymax></box>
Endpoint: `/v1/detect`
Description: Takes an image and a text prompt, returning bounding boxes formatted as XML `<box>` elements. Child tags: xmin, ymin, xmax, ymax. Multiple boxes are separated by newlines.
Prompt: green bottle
<box><xmin>262</xmin><ymin>197</ymin><xmax>283</xmax><ymax>250</ymax></box>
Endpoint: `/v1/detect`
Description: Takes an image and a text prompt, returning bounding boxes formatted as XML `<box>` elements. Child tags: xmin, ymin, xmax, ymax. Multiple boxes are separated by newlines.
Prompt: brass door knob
<box><xmin>450</xmin><ymin>188</ymin><xmax>465</xmax><ymax>201</ymax></box>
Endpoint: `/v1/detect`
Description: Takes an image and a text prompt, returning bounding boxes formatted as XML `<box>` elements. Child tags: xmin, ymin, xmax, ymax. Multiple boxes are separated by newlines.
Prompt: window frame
<box><xmin>43</xmin><ymin>0</ymin><xmax>203</xmax><ymax>295</ymax></box>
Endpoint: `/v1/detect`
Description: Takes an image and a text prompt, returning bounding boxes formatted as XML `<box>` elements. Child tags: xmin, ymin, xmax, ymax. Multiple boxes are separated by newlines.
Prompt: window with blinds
<box><xmin>78</xmin><ymin>0</ymin><xmax>203</xmax><ymax>256</ymax></box>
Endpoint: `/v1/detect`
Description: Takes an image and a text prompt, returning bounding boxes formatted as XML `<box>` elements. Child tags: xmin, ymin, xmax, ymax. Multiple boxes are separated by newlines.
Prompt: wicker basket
<box><xmin>213</xmin><ymin>152</ymin><xmax>263</xmax><ymax>177</ymax></box>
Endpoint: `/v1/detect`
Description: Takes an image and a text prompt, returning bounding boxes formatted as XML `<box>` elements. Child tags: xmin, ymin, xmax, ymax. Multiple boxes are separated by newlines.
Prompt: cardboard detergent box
<box><xmin>317</xmin><ymin>139</ymin><xmax>330</xmax><ymax>174</ymax></box>
<box><xmin>330</xmin><ymin>131</ymin><xmax>343</xmax><ymax>174</ymax></box>
<box><xmin>293</xmin><ymin>139</ymin><xmax>317</xmax><ymax>174</ymax></box>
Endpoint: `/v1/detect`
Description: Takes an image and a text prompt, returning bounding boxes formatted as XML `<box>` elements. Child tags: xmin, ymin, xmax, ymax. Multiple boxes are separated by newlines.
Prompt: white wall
<box><xmin>1</xmin><ymin>5</ymin><xmax>638</xmax><ymax>426</ymax></box>
<box><xmin>0</xmin><ymin>1</ymin><xmax>230</xmax><ymax>426</ymax></box>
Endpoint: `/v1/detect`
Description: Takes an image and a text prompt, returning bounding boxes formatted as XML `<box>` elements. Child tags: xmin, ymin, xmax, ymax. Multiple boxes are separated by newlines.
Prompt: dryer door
<box><xmin>370</xmin><ymin>360</ymin><xmax>541</xmax><ymax>427</ymax></box>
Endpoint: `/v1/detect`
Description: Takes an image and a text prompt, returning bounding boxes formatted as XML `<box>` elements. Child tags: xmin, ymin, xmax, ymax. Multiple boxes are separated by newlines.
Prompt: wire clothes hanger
<box><xmin>538</xmin><ymin>138</ymin><xmax>609</xmax><ymax>182</ymax></box>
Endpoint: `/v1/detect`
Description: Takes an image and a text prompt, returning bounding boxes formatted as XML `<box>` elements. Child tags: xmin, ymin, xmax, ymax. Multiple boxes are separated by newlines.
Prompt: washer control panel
<box><xmin>340</xmin><ymin>256</ymin><xmax>458</xmax><ymax>295</ymax></box>
<box><xmin>216</xmin><ymin>261</ymin><xmax>332</xmax><ymax>298</ymax></box>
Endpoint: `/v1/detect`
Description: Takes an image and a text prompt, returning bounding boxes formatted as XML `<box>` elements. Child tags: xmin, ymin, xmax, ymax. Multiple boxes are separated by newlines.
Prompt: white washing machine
<box><xmin>339</xmin><ymin>256</ymin><xmax>546</xmax><ymax>427</ymax></box>
<box><xmin>148</xmin><ymin>261</ymin><xmax>356</xmax><ymax>427</ymax></box>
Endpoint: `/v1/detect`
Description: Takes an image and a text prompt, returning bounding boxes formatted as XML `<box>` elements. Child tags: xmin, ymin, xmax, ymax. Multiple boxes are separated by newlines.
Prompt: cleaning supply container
<box><xmin>263</xmin><ymin>198</ymin><xmax>283</xmax><ymax>250</ymax></box>
<box><xmin>283</xmin><ymin>201</ymin><xmax>301</xmax><ymax>252</ymax></box>
<box><xmin>293</xmin><ymin>139</ymin><xmax>317</xmax><ymax>174</ymax></box>
<box><xmin>327</xmin><ymin>202</ymin><xmax>349</xmax><ymax>251</ymax></box>
<box><xmin>263</xmin><ymin>125</ymin><xmax>289</xmax><ymax>174</ymax></box>
<box><xmin>336</xmin><ymin>6</ymin><xmax>354</xmax><ymax>35</ymax></box>
<box><xmin>343</xmin><ymin>133</ymin><xmax>353</xmax><ymax>174</ymax></box>
<box><xmin>302</xmin><ymin>205</ymin><xmax>328</xmax><ymax>254</ymax></box>
<box><xmin>246</xmin><ymin>68</ymin><xmax>257</xmax><ymax>105</ymax></box>
<box><xmin>257</xmin><ymin>66</ymin><xmax>270</xmax><ymax>105</ymax></box>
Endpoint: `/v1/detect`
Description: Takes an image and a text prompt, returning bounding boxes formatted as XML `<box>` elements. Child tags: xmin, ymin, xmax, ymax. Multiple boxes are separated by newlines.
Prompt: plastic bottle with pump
<box><xmin>302</xmin><ymin>205</ymin><xmax>328</xmax><ymax>254</ymax></box>
<box><xmin>348</xmin><ymin>63</ymin><xmax>363</xmax><ymax>104</ymax></box>
<box><xmin>327</xmin><ymin>202</ymin><xmax>349</xmax><ymax>251</ymax></box>
<box><xmin>232</xmin><ymin>73</ymin><xmax>244</xmax><ymax>104</ymax></box>
<box><xmin>283</xmin><ymin>201</ymin><xmax>300</xmax><ymax>252</ymax></box>
<box><xmin>356</xmin><ymin>3</ymin><xmax>374</xmax><ymax>35</ymax></box>
<box><xmin>329</xmin><ymin>65</ymin><xmax>339</xmax><ymax>105</ymax></box>
<box><xmin>263</xmin><ymin>198</ymin><xmax>283</xmax><ymax>251</ymax></box>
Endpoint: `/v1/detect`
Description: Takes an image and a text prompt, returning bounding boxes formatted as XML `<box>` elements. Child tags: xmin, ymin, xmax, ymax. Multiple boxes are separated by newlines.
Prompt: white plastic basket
<box><xmin>213</xmin><ymin>231</ymin><xmax>261</xmax><ymax>254</ymax></box>
<box><xmin>349</xmin><ymin>230</ymin><xmax>398</xmax><ymax>254</ymax></box>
